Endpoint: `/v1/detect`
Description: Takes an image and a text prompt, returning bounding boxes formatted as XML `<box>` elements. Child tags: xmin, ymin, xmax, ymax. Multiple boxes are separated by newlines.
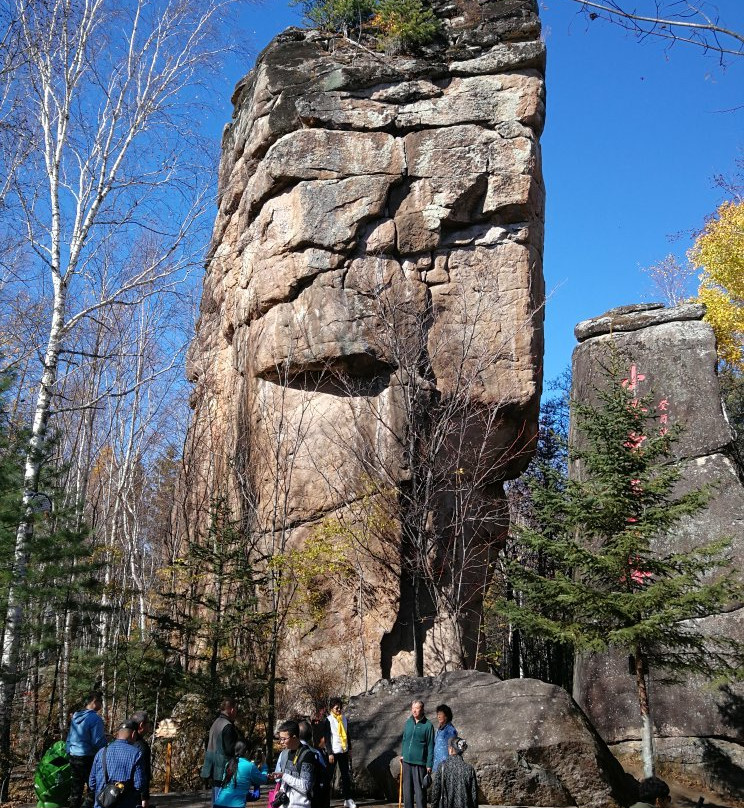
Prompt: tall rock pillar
<box><xmin>185</xmin><ymin>1</ymin><xmax>546</xmax><ymax>695</ymax></box>
<box><xmin>571</xmin><ymin>303</ymin><xmax>744</xmax><ymax>798</ymax></box>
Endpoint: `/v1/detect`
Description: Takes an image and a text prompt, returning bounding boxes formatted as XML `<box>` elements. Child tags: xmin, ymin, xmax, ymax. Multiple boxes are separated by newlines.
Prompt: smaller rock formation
<box><xmin>346</xmin><ymin>670</ymin><xmax>632</xmax><ymax>808</ymax></box>
<box><xmin>571</xmin><ymin>303</ymin><xmax>744</xmax><ymax>800</ymax></box>
<box><xmin>152</xmin><ymin>694</ymin><xmax>211</xmax><ymax>791</ymax></box>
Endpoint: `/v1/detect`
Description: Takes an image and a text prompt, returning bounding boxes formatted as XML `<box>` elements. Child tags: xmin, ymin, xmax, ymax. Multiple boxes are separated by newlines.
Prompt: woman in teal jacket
<box><xmin>216</xmin><ymin>742</ymin><xmax>268</xmax><ymax>808</ymax></box>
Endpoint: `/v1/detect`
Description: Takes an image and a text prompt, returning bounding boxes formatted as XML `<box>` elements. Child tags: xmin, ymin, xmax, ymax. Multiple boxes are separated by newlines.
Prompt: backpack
<box><xmin>286</xmin><ymin>745</ymin><xmax>325</xmax><ymax>806</ymax></box>
<box><xmin>307</xmin><ymin>748</ymin><xmax>328</xmax><ymax>808</ymax></box>
<box><xmin>34</xmin><ymin>740</ymin><xmax>72</xmax><ymax>808</ymax></box>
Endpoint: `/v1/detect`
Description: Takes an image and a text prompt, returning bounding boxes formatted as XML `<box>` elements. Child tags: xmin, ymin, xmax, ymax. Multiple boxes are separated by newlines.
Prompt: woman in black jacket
<box><xmin>430</xmin><ymin>738</ymin><xmax>478</xmax><ymax>808</ymax></box>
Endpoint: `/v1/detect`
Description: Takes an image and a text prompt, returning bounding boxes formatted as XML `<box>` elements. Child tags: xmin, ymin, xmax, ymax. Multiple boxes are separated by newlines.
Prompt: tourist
<box><xmin>432</xmin><ymin>705</ymin><xmax>457</xmax><ymax>773</ymax></box>
<box><xmin>201</xmin><ymin>698</ymin><xmax>241</xmax><ymax>806</ymax></box>
<box><xmin>630</xmin><ymin>776</ymin><xmax>673</xmax><ymax>808</ymax></box>
<box><xmin>66</xmin><ymin>690</ymin><xmax>107</xmax><ymax>808</ymax></box>
<box><xmin>299</xmin><ymin>720</ymin><xmax>330</xmax><ymax>808</ymax></box>
<box><xmin>323</xmin><ymin>699</ymin><xmax>355</xmax><ymax>808</ymax></box>
<box><xmin>88</xmin><ymin>721</ymin><xmax>145</xmax><ymax>808</ymax></box>
<box><xmin>129</xmin><ymin>711</ymin><xmax>152</xmax><ymax>808</ymax></box>
<box><xmin>400</xmin><ymin>700</ymin><xmax>434</xmax><ymax>808</ymax></box>
<box><xmin>311</xmin><ymin>707</ymin><xmax>327</xmax><ymax>752</ymax></box>
<box><xmin>272</xmin><ymin>719</ymin><xmax>316</xmax><ymax>808</ymax></box>
<box><xmin>214</xmin><ymin>741</ymin><xmax>268</xmax><ymax>807</ymax></box>
<box><xmin>431</xmin><ymin>737</ymin><xmax>477</xmax><ymax>808</ymax></box>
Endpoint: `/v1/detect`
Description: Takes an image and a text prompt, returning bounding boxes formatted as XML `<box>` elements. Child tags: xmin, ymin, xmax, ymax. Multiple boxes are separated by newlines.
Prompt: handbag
<box><xmin>96</xmin><ymin>747</ymin><xmax>134</xmax><ymax>808</ymax></box>
<box><xmin>266</xmin><ymin>783</ymin><xmax>280</xmax><ymax>808</ymax></box>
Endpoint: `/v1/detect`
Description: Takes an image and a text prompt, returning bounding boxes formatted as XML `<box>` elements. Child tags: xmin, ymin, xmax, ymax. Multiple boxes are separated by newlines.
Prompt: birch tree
<box><xmin>0</xmin><ymin>0</ymin><xmax>252</xmax><ymax>796</ymax></box>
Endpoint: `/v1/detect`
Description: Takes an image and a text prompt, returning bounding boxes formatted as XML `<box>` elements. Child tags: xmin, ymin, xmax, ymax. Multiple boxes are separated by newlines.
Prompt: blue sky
<box><xmin>222</xmin><ymin>1</ymin><xmax>743</xmax><ymax>386</ymax></box>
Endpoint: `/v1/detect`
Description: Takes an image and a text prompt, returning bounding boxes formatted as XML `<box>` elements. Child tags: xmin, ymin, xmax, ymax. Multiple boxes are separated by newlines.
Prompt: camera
<box><xmin>271</xmin><ymin>791</ymin><xmax>290</xmax><ymax>808</ymax></box>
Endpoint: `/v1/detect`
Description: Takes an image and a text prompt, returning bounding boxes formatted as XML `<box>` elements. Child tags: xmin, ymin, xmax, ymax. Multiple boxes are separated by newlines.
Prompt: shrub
<box><xmin>292</xmin><ymin>0</ymin><xmax>376</xmax><ymax>38</ymax></box>
<box><xmin>293</xmin><ymin>0</ymin><xmax>440</xmax><ymax>50</ymax></box>
<box><xmin>373</xmin><ymin>0</ymin><xmax>440</xmax><ymax>51</ymax></box>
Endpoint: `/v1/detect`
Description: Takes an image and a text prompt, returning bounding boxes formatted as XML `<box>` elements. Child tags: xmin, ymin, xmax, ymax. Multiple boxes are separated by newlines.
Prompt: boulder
<box><xmin>571</xmin><ymin>314</ymin><xmax>732</xmax><ymax>460</ymax></box>
<box><xmin>346</xmin><ymin>671</ymin><xmax>632</xmax><ymax>808</ymax></box>
<box><xmin>613</xmin><ymin>736</ymin><xmax>744</xmax><ymax>804</ymax></box>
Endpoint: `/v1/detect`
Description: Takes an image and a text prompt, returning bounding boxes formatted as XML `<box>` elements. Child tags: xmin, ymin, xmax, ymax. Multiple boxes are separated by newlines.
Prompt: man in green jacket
<box><xmin>400</xmin><ymin>700</ymin><xmax>434</xmax><ymax>808</ymax></box>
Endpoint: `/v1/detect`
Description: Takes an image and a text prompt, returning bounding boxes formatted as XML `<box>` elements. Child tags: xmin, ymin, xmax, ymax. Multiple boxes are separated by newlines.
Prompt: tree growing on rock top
<box><xmin>291</xmin><ymin>0</ymin><xmax>440</xmax><ymax>50</ymax></box>
<box><xmin>492</xmin><ymin>348</ymin><xmax>744</xmax><ymax>779</ymax></box>
<box><xmin>373</xmin><ymin>0</ymin><xmax>439</xmax><ymax>52</ymax></box>
<box><xmin>291</xmin><ymin>0</ymin><xmax>375</xmax><ymax>37</ymax></box>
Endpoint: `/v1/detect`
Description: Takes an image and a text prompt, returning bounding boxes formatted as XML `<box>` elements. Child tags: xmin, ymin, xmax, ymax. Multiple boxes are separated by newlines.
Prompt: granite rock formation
<box><xmin>185</xmin><ymin>0</ymin><xmax>546</xmax><ymax>692</ymax></box>
<box><xmin>346</xmin><ymin>670</ymin><xmax>632</xmax><ymax>808</ymax></box>
<box><xmin>571</xmin><ymin>303</ymin><xmax>744</xmax><ymax>799</ymax></box>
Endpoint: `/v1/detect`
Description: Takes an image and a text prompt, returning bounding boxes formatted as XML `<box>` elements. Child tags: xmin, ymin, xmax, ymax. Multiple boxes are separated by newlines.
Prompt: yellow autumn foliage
<box><xmin>689</xmin><ymin>200</ymin><xmax>743</xmax><ymax>371</ymax></box>
<box><xmin>270</xmin><ymin>525</ymin><xmax>353</xmax><ymax>624</ymax></box>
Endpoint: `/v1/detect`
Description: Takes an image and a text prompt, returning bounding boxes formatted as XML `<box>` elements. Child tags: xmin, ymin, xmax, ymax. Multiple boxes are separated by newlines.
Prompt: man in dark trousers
<box><xmin>66</xmin><ymin>691</ymin><xmax>107</xmax><ymax>808</ymax></box>
<box><xmin>130</xmin><ymin>711</ymin><xmax>152</xmax><ymax>808</ymax></box>
<box><xmin>400</xmin><ymin>700</ymin><xmax>434</xmax><ymax>808</ymax></box>
<box><xmin>88</xmin><ymin>721</ymin><xmax>145</xmax><ymax>808</ymax></box>
<box><xmin>200</xmin><ymin>698</ymin><xmax>239</xmax><ymax>805</ymax></box>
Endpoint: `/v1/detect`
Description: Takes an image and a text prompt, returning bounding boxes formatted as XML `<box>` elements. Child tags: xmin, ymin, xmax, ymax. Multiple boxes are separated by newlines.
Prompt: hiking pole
<box><xmin>398</xmin><ymin>760</ymin><xmax>403</xmax><ymax>808</ymax></box>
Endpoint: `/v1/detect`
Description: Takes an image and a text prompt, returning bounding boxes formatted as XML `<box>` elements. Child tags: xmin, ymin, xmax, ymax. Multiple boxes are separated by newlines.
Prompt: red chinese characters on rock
<box><xmin>621</xmin><ymin>364</ymin><xmax>669</xmax><ymax>439</ymax></box>
<box><xmin>658</xmin><ymin>398</ymin><xmax>669</xmax><ymax>437</ymax></box>
<box><xmin>619</xmin><ymin>364</ymin><xmax>670</xmax><ymax>587</ymax></box>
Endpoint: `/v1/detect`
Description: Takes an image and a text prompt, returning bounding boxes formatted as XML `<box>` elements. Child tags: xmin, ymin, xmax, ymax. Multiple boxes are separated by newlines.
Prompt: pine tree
<box><xmin>373</xmin><ymin>0</ymin><xmax>439</xmax><ymax>52</ymax></box>
<box><xmin>291</xmin><ymin>0</ymin><xmax>439</xmax><ymax>50</ymax></box>
<box><xmin>489</xmin><ymin>370</ymin><xmax>574</xmax><ymax>687</ymax></box>
<box><xmin>492</xmin><ymin>349</ymin><xmax>743</xmax><ymax>777</ymax></box>
<box><xmin>156</xmin><ymin>497</ymin><xmax>266</xmax><ymax>717</ymax></box>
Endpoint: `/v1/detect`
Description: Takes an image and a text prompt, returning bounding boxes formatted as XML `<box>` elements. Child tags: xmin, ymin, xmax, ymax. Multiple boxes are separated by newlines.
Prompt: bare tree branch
<box><xmin>569</xmin><ymin>0</ymin><xmax>744</xmax><ymax>58</ymax></box>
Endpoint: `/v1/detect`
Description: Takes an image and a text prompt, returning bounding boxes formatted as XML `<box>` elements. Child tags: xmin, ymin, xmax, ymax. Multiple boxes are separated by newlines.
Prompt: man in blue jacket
<box><xmin>88</xmin><ymin>721</ymin><xmax>144</xmax><ymax>808</ymax></box>
<box><xmin>400</xmin><ymin>700</ymin><xmax>434</xmax><ymax>808</ymax></box>
<box><xmin>66</xmin><ymin>691</ymin><xmax>107</xmax><ymax>808</ymax></box>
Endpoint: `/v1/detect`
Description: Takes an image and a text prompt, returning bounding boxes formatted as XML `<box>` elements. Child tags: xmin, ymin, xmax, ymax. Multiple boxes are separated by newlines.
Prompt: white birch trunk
<box><xmin>0</xmin><ymin>274</ymin><xmax>66</xmax><ymax>798</ymax></box>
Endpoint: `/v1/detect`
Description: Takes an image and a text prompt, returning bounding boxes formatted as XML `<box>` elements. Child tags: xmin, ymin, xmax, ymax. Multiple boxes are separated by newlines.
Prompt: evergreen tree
<box><xmin>291</xmin><ymin>0</ymin><xmax>439</xmax><ymax>50</ymax></box>
<box><xmin>0</xmin><ymin>370</ymin><xmax>23</xmax><ymax>614</ymax></box>
<box><xmin>0</xmin><ymin>371</ymin><xmax>103</xmax><ymax>782</ymax></box>
<box><xmin>492</xmin><ymin>350</ymin><xmax>743</xmax><ymax>777</ymax></box>
<box><xmin>374</xmin><ymin>0</ymin><xmax>439</xmax><ymax>52</ymax></box>
<box><xmin>156</xmin><ymin>497</ymin><xmax>267</xmax><ymax>720</ymax></box>
<box><xmin>488</xmin><ymin>370</ymin><xmax>574</xmax><ymax>688</ymax></box>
